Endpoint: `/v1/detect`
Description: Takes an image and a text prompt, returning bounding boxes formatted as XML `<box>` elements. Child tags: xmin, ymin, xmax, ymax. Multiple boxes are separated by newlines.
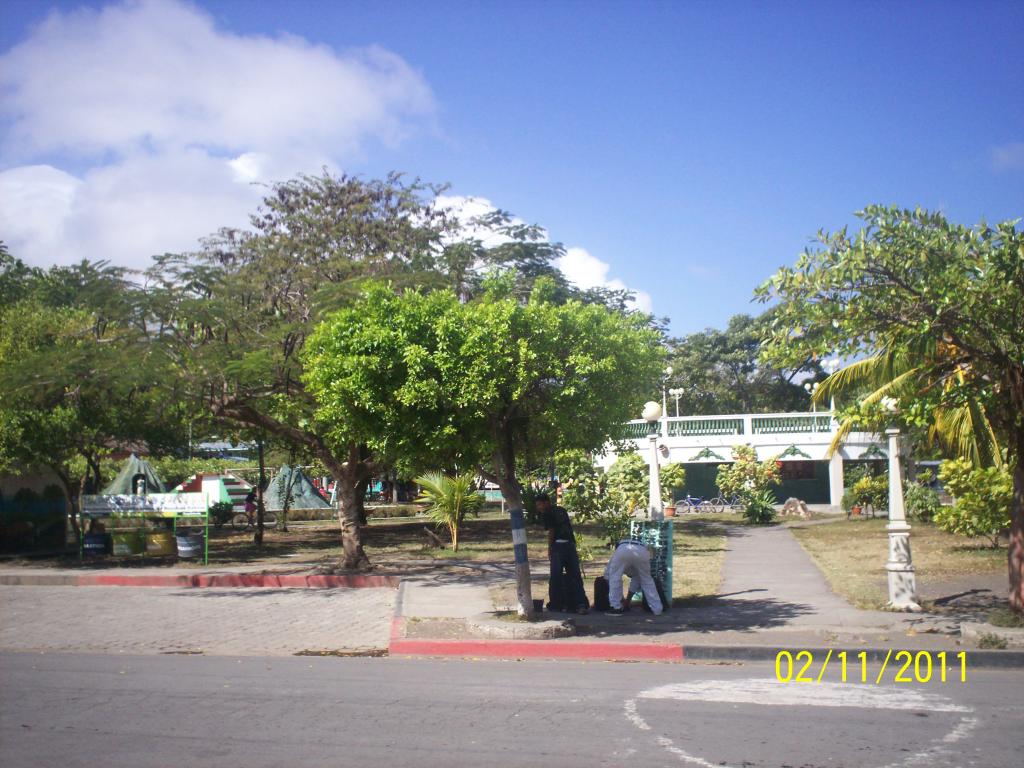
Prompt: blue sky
<box><xmin>1</xmin><ymin>0</ymin><xmax>1021</xmax><ymax>336</ymax></box>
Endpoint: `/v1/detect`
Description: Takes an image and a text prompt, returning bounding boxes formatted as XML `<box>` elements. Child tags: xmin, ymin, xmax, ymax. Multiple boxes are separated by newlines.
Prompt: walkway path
<box><xmin>0</xmin><ymin>585</ymin><xmax>394</xmax><ymax>656</ymax></box>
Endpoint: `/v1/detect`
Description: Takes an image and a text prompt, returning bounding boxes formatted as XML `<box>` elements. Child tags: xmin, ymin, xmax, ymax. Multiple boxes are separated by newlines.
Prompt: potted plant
<box><xmin>660</xmin><ymin>463</ymin><xmax>686</xmax><ymax>518</ymax></box>
<box><xmin>841</xmin><ymin>487</ymin><xmax>860</xmax><ymax>518</ymax></box>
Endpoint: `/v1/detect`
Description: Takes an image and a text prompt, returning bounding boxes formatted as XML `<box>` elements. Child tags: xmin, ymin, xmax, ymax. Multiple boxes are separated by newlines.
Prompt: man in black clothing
<box><xmin>538</xmin><ymin>492</ymin><xmax>589</xmax><ymax>614</ymax></box>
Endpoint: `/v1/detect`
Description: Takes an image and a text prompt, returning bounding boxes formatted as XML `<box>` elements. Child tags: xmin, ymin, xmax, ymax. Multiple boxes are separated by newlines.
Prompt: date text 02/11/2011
<box><xmin>775</xmin><ymin>650</ymin><xmax>968</xmax><ymax>684</ymax></box>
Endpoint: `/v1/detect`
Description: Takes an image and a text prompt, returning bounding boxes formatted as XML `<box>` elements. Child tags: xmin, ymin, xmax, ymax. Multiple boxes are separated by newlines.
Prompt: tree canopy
<box><xmin>665</xmin><ymin>312</ymin><xmax>821</xmax><ymax>415</ymax></box>
<box><xmin>0</xmin><ymin>259</ymin><xmax>187</xmax><ymax>521</ymax></box>
<box><xmin>304</xmin><ymin>276</ymin><xmax>664</xmax><ymax>610</ymax></box>
<box><xmin>756</xmin><ymin>205</ymin><xmax>1024</xmax><ymax>611</ymax></box>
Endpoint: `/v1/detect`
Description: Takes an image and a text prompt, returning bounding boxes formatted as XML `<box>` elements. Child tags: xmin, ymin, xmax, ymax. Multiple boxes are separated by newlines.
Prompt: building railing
<box><xmin>669</xmin><ymin>418</ymin><xmax>745</xmax><ymax>436</ymax></box>
<box><xmin>751</xmin><ymin>414</ymin><xmax>834</xmax><ymax>434</ymax></box>
<box><xmin>622</xmin><ymin>412</ymin><xmax>835</xmax><ymax>439</ymax></box>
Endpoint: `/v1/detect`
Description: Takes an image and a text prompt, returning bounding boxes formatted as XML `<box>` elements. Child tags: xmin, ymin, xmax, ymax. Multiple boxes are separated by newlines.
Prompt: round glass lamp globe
<box><xmin>642</xmin><ymin>401</ymin><xmax>662</xmax><ymax>422</ymax></box>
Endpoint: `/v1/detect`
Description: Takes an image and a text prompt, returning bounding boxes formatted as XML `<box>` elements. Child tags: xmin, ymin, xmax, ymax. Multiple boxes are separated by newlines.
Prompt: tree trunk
<box><xmin>336</xmin><ymin>472</ymin><xmax>370</xmax><ymax>570</ymax></box>
<box><xmin>213</xmin><ymin>402</ymin><xmax>375</xmax><ymax>567</ymax></box>
<box><xmin>355</xmin><ymin>476</ymin><xmax>369</xmax><ymax>525</ymax></box>
<box><xmin>1009</xmin><ymin>432</ymin><xmax>1024</xmax><ymax>613</ymax></box>
<box><xmin>52</xmin><ymin>466</ymin><xmax>79</xmax><ymax>540</ymax></box>
<box><xmin>490</xmin><ymin>455</ymin><xmax>533</xmax><ymax>617</ymax></box>
<box><xmin>254</xmin><ymin>438</ymin><xmax>266</xmax><ymax>547</ymax></box>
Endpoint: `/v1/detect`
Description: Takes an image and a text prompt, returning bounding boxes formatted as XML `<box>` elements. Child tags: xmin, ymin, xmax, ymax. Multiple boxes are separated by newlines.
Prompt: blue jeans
<box><xmin>549</xmin><ymin>541</ymin><xmax>588</xmax><ymax>610</ymax></box>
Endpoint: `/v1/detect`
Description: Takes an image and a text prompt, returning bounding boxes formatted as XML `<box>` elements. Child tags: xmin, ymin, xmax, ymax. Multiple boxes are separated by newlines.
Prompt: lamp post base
<box><xmin>886</xmin><ymin>522</ymin><xmax>921</xmax><ymax>611</ymax></box>
<box><xmin>885</xmin><ymin>568</ymin><xmax>922</xmax><ymax>612</ymax></box>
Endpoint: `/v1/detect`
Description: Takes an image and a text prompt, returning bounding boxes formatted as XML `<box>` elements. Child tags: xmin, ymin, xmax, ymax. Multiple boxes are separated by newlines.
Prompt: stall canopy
<box><xmin>264</xmin><ymin>465</ymin><xmax>331</xmax><ymax>511</ymax></box>
<box><xmin>101</xmin><ymin>454</ymin><xmax>167</xmax><ymax>495</ymax></box>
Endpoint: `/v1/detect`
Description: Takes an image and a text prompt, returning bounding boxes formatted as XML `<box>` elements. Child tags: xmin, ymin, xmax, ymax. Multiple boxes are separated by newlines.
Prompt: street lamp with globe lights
<box><xmin>803</xmin><ymin>381</ymin><xmax>821</xmax><ymax>414</ymax></box>
<box><xmin>642</xmin><ymin>400</ymin><xmax>664</xmax><ymax>520</ymax></box>
<box><xmin>668</xmin><ymin>387</ymin><xmax>684</xmax><ymax>417</ymax></box>
<box><xmin>880</xmin><ymin>396</ymin><xmax>921</xmax><ymax>611</ymax></box>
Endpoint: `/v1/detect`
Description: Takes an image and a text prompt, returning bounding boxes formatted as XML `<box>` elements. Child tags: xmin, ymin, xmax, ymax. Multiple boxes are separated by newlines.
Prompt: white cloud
<box><xmin>437</xmin><ymin>195</ymin><xmax>653</xmax><ymax>314</ymax></box>
<box><xmin>435</xmin><ymin>194</ymin><xmax>533</xmax><ymax>247</ymax></box>
<box><xmin>557</xmin><ymin>247</ymin><xmax>653</xmax><ymax>313</ymax></box>
<box><xmin>0</xmin><ymin>0</ymin><xmax>436</xmax><ymax>269</ymax></box>
<box><xmin>990</xmin><ymin>142</ymin><xmax>1024</xmax><ymax>172</ymax></box>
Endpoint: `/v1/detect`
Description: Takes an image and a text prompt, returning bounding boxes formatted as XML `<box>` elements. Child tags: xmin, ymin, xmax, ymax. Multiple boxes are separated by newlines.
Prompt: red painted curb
<box><xmin>72</xmin><ymin>573</ymin><xmax>400</xmax><ymax>589</ymax></box>
<box><xmin>388</xmin><ymin>617</ymin><xmax>682</xmax><ymax>662</ymax></box>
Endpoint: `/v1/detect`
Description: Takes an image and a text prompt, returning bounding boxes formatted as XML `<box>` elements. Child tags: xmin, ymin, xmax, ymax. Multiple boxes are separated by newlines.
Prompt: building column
<box><xmin>828</xmin><ymin>451</ymin><xmax>844</xmax><ymax>509</ymax></box>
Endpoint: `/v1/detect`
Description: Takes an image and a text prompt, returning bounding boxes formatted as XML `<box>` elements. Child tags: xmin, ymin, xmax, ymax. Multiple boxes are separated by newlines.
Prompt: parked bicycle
<box><xmin>675</xmin><ymin>494</ymin><xmax>716</xmax><ymax>513</ymax></box>
<box><xmin>710</xmin><ymin>493</ymin><xmax>743</xmax><ymax>512</ymax></box>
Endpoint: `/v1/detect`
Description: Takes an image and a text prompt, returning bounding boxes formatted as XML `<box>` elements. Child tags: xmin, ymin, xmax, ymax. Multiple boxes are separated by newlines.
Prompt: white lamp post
<box><xmin>803</xmin><ymin>381</ymin><xmax>820</xmax><ymax>415</ymax></box>
<box><xmin>642</xmin><ymin>400</ymin><xmax>663</xmax><ymax>520</ymax></box>
<box><xmin>881</xmin><ymin>397</ymin><xmax>921</xmax><ymax>611</ymax></box>
<box><xmin>668</xmin><ymin>388</ymin><xmax>684</xmax><ymax>418</ymax></box>
<box><xmin>661</xmin><ymin>366</ymin><xmax>673</xmax><ymax>438</ymax></box>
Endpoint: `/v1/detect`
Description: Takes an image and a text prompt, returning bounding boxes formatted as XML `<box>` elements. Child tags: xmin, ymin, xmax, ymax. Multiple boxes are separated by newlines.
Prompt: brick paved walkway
<box><xmin>0</xmin><ymin>586</ymin><xmax>394</xmax><ymax>656</ymax></box>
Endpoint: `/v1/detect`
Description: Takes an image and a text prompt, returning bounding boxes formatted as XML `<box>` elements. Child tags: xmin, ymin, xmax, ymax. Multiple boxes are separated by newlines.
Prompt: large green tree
<box><xmin>0</xmin><ymin>259</ymin><xmax>186</xmax><ymax>529</ymax></box>
<box><xmin>757</xmin><ymin>205</ymin><xmax>1024</xmax><ymax>611</ymax></box>
<box><xmin>146</xmin><ymin>172</ymin><xmax>453</xmax><ymax>568</ymax></box>
<box><xmin>665</xmin><ymin>312</ymin><xmax>821</xmax><ymax>415</ymax></box>
<box><xmin>304</xmin><ymin>276</ymin><xmax>664</xmax><ymax>612</ymax></box>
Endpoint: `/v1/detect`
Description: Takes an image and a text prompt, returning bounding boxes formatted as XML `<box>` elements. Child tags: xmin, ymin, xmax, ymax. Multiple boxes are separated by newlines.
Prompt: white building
<box><xmin>600</xmin><ymin>412</ymin><xmax>885</xmax><ymax>506</ymax></box>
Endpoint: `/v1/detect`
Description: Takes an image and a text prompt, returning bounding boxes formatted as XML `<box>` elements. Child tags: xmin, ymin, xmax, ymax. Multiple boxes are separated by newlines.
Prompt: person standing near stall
<box><xmin>538</xmin><ymin>492</ymin><xmax>589</xmax><ymax>614</ymax></box>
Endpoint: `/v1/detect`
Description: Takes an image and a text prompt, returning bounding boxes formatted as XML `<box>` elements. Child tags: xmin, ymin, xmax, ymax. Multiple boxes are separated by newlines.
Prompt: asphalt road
<box><xmin>1</xmin><ymin>652</ymin><xmax>1021</xmax><ymax>768</ymax></box>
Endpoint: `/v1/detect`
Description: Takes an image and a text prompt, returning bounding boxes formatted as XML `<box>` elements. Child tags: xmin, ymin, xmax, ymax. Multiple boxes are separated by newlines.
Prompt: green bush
<box><xmin>716</xmin><ymin>445</ymin><xmax>781</xmax><ymax>506</ymax></box>
<box><xmin>743</xmin><ymin>488</ymin><xmax>777</xmax><ymax>525</ymax></box>
<box><xmin>605</xmin><ymin>453</ymin><xmax>648</xmax><ymax>514</ymax></box>
<box><xmin>659</xmin><ymin>463</ymin><xmax>686</xmax><ymax>504</ymax></box>
<box><xmin>841</xmin><ymin>487</ymin><xmax>859</xmax><ymax>514</ymax></box>
<box><xmin>363</xmin><ymin>504</ymin><xmax>422</xmax><ymax>520</ymax></box>
<box><xmin>903</xmin><ymin>483</ymin><xmax>942</xmax><ymax>522</ymax></box>
<box><xmin>208</xmin><ymin>501</ymin><xmax>234</xmax><ymax>527</ymax></box>
<box><xmin>935</xmin><ymin>459</ymin><xmax>1011</xmax><ymax>547</ymax></box>
<box><xmin>852</xmin><ymin>475</ymin><xmax>888</xmax><ymax>513</ymax></box>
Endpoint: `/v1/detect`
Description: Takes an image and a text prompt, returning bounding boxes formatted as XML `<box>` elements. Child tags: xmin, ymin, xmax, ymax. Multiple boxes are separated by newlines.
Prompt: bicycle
<box><xmin>231</xmin><ymin>509</ymin><xmax>278</xmax><ymax>531</ymax></box>
<box><xmin>710</xmin><ymin>494</ymin><xmax>743</xmax><ymax>513</ymax></box>
<box><xmin>675</xmin><ymin>494</ymin><xmax>716</xmax><ymax>513</ymax></box>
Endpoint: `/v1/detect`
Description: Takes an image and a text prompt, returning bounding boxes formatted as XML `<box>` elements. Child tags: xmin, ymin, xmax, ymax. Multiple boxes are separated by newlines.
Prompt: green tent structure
<box><xmin>264</xmin><ymin>465</ymin><xmax>331</xmax><ymax>512</ymax></box>
<box><xmin>101</xmin><ymin>454</ymin><xmax>167</xmax><ymax>495</ymax></box>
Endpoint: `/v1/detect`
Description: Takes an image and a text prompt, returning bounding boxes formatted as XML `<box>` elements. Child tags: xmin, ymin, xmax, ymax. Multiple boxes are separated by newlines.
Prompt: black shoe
<box><xmin>577</xmin><ymin>606</ymin><xmax>589</xmax><ymax>615</ymax></box>
<box><xmin>604</xmin><ymin>607</ymin><xmax>625</xmax><ymax>616</ymax></box>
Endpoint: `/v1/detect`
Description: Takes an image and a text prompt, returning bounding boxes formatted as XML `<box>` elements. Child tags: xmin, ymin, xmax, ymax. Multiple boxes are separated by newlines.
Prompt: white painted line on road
<box><xmin>625</xmin><ymin>677</ymin><xmax>978</xmax><ymax>768</ymax></box>
<box><xmin>638</xmin><ymin>679</ymin><xmax>970</xmax><ymax>712</ymax></box>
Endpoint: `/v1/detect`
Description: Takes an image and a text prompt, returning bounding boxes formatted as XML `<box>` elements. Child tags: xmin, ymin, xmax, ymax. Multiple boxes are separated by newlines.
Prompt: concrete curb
<box><xmin>0</xmin><ymin>572</ymin><xmax>401</xmax><ymax>589</ymax></box>
<box><xmin>960</xmin><ymin>622</ymin><xmax>1024</xmax><ymax>649</ymax></box>
<box><xmin>465</xmin><ymin>612</ymin><xmax>576</xmax><ymax>640</ymax></box>
<box><xmin>388</xmin><ymin>616</ymin><xmax>683</xmax><ymax>661</ymax></box>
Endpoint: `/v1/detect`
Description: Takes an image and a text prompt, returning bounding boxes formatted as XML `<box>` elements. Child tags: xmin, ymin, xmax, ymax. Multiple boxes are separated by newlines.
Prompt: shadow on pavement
<box><xmin>571</xmin><ymin>588</ymin><xmax>817</xmax><ymax>637</ymax></box>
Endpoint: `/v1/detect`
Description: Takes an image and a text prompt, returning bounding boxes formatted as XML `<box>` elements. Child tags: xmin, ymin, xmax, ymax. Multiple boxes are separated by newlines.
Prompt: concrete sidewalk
<box><xmin>2</xmin><ymin>523</ymin><xmax>1020</xmax><ymax>664</ymax></box>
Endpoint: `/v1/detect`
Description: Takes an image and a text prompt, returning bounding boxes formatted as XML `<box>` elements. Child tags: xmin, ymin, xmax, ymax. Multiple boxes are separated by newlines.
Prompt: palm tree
<box><xmin>414</xmin><ymin>472</ymin><xmax>485</xmax><ymax>552</ymax></box>
<box><xmin>815</xmin><ymin>339</ymin><xmax>1001</xmax><ymax>467</ymax></box>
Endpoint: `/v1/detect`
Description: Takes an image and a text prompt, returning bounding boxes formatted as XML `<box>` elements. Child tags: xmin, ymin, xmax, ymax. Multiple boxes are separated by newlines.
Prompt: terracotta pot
<box><xmin>664</xmin><ymin>505</ymin><xmax>676</xmax><ymax>517</ymax></box>
<box><xmin>851</xmin><ymin>505</ymin><xmax>862</xmax><ymax>516</ymax></box>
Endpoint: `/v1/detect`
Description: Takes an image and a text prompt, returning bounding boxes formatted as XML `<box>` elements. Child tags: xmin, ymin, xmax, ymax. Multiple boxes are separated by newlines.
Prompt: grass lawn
<box><xmin>38</xmin><ymin>510</ymin><xmax>731</xmax><ymax>607</ymax></box>
<box><xmin>791</xmin><ymin>518</ymin><xmax>1006</xmax><ymax>610</ymax></box>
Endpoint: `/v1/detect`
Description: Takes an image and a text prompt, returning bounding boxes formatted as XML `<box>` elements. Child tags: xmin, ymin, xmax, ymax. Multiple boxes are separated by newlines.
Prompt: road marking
<box><xmin>625</xmin><ymin>678</ymin><xmax>977</xmax><ymax>768</ymax></box>
<box><xmin>637</xmin><ymin>679</ymin><xmax>970</xmax><ymax>712</ymax></box>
